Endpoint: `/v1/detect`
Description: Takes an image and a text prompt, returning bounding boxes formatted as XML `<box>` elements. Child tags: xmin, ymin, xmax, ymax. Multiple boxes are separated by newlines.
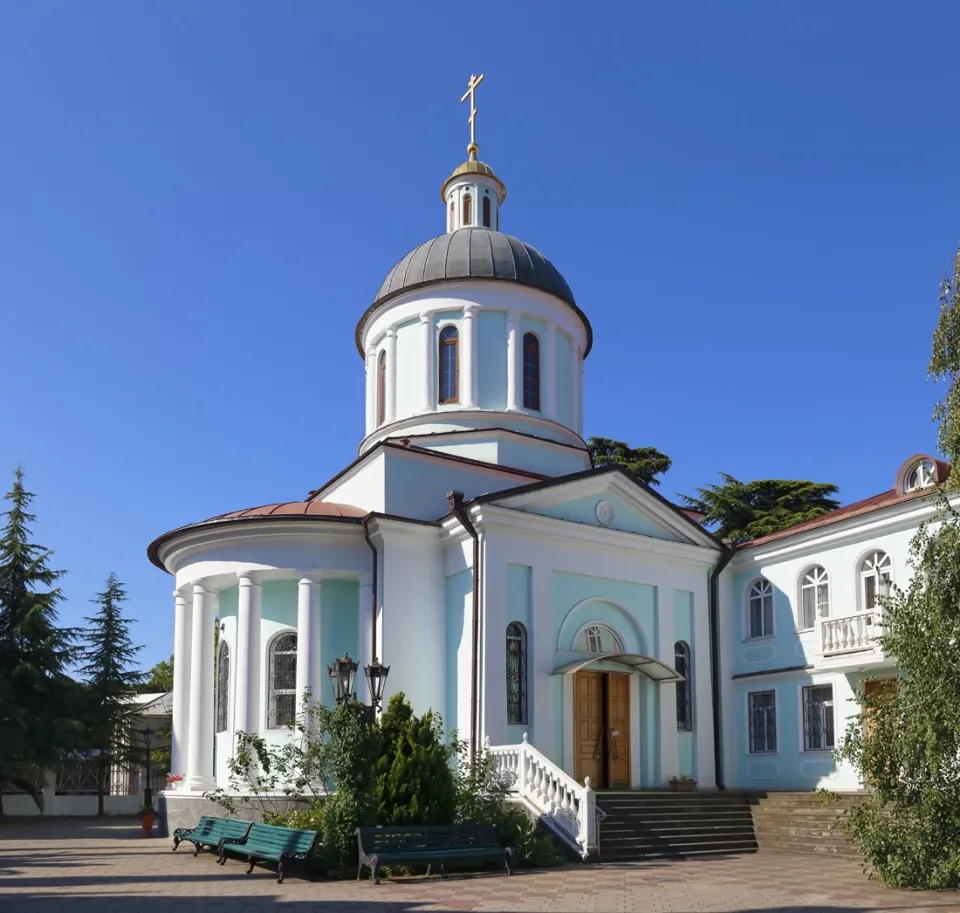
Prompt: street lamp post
<box><xmin>139</xmin><ymin>726</ymin><xmax>155</xmax><ymax>807</ymax></box>
<box><xmin>363</xmin><ymin>657</ymin><xmax>391</xmax><ymax>711</ymax></box>
<box><xmin>328</xmin><ymin>653</ymin><xmax>390</xmax><ymax>710</ymax></box>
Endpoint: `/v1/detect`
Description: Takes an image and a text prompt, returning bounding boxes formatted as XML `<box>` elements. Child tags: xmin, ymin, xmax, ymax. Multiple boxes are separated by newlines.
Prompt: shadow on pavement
<box><xmin>0</xmin><ymin>818</ymin><xmax>144</xmax><ymax>841</ymax></box>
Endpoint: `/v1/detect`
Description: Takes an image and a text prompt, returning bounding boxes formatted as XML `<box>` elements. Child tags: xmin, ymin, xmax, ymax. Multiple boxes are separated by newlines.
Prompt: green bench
<box><xmin>218</xmin><ymin>822</ymin><xmax>320</xmax><ymax>883</ymax></box>
<box><xmin>355</xmin><ymin>824</ymin><xmax>513</xmax><ymax>884</ymax></box>
<box><xmin>172</xmin><ymin>815</ymin><xmax>253</xmax><ymax>856</ymax></box>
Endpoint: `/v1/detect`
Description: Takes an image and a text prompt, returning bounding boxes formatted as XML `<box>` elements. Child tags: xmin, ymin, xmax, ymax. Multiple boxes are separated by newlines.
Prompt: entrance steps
<box><xmin>596</xmin><ymin>791</ymin><xmax>758</xmax><ymax>862</ymax></box>
<box><xmin>747</xmin><ymin>791</ymin><xmax>863</xmax><ymax>858</ymax></box>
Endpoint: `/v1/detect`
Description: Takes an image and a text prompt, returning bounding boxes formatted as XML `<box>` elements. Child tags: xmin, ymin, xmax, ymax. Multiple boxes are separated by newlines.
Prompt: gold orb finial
<box><xmin>467</xmin><ymin>142</ymin><xmax>479</xmax><ymax>161</ymax></box>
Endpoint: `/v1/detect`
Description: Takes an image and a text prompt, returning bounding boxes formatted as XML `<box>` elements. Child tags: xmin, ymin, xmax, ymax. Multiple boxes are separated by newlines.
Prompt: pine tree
<box><xmin>587</xmin><ymin>437</ymin><xmax>672</xmax><ymax>487</ymax></box>
<box><xmin>0</xmin><ymin>467</ymin><xmax>75</xmax><ymax>813</ymax></box>
<box><xmin>77</xmin><ymin>573</ymin><xmax>144</xmax><ymax>815</ymax></box>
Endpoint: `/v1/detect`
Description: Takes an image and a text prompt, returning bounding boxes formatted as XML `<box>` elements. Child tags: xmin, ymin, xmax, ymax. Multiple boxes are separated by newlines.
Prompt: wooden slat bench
<box><xmin>218</xmin><ymin>822</ymin><xmax>320</xmax><ymax>883</ymax></box>
<box><xmin>172</xmin><ymin>816</ymin><xmax>253</xmax><ymax>856</ymax></box>
<box><xmin>355</xmin><ymin>824</ymin><xmax>513</xmax><ymax>884</ymax></box>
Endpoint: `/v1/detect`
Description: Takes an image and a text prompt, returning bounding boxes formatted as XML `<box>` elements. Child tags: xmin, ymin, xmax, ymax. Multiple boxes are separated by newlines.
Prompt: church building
<box><xmin>149</xmin><ymin>77</ymin><xmax>946</xmax><ymax>856</ymax></box>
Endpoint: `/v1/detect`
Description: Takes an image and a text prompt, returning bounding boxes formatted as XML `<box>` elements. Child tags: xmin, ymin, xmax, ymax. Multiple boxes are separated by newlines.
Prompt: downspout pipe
<box><xmin>448</xmin><ymin>490</ymin><xmax>480</xmax><ymax>763</ymax></box>
<box><xmin>361</xmin><ymin>516</ymin><xmax>379</xmax><ymax>664</ymax></box>
<box><xmin>709</xmin><ymin>544</ymin><xmax>735</xmax><ymax>791</ymax></box>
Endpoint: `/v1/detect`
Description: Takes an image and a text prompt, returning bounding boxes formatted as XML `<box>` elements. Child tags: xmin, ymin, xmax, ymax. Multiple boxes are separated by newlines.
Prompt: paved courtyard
<box><xmin>1</xmin><ymin>818</ymin><xmax>958</xmax><ymax>913</ymax></box>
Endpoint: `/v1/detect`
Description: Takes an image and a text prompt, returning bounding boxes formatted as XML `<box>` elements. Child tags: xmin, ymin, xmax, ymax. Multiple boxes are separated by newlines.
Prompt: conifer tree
<box><xmin>0</xmin><ymin>467</ymin><xmax>75</xmax><ymax>812</ymax></box>
<box><xmin>587</xmin><ymin>437</ymin><xmax>672</xmax><ymax>487</ymax></box>
<box><xmin>78</xmin><ymin>573</ymin><xmax>144</xmax><ymax>815</ymax></box>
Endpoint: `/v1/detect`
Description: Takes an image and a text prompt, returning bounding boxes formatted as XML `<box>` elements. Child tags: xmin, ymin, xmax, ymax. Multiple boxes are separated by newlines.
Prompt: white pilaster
<box><xmin>571</xmin><ymin>344</ymin><xmax>583</xmax><ymax>435</ymax></box>
<box><xmin>296</xmin><ymin>576</ymin><xmax>321</xmax><ymax>714</ymax></box>
<box><xmin>461</xmin><ymin>305</ymin><xmax>478</xmax><ymax>408</ymax></box>
<box><xmin>658</xmin><ymin>594</ymin><xmax>679</xmax><ymax>785</ymax></box>
<box><xmin>234</xmin><ymin>572</ymin><xmax>262</xmax><ymax>737</ymax></box>
<box><xmin>185</xmin><ymin>584</ymin><xmax>217</xmax><ymax>792</ymax></box>
<box><xmin>365</xmin><ymin>346</ymin><xmax>377</xmax><ymax>433</ymax></box>
<box><xmin>544</xmin><ymin>322</ymin><xmax>557</xmax><ymax>419</ymax></box>
<box><xmin>506</xmin><ymin>310</ymin><xmax>521</xmax><ymax>412</ymax></box>
<box><xmin>357</xmin><ymin>574</ymin><xmax>374</xmax><ymax>684</ymax></box>
<box><xmin>531</xmin><ymin>564</ymin><xmax>555</xmax><ymax>761</ymax></box>
<box><xmin>419</xmin><ymin>313</ymin><xmax>433</xmax><ymax>412</ymax></box>
<box><xmin>693</xmin><ymin>581</ymin><xmax>717</xmax><ymax>789</ymax></box>
<box><xmin>171</xmin><ymin>589</ymin><xmax>192</xmax><ymax>778</ymax></box>
<box><xmin>384</xmin><ymin>327</ymin><xmax>398</xmax><ymax>422</ymax></box>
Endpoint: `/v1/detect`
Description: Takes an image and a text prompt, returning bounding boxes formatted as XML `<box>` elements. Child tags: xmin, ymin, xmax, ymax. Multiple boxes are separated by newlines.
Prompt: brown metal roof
<box><xmin>211</xmin><ymin>501</ymin><xmax>367</xmax><ymax>520</ymax></box>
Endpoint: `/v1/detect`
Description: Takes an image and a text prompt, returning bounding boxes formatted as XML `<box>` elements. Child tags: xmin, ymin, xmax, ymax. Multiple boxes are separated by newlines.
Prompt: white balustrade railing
<box><xmin>821</xmin><ymin>610</ymin><xmax>881</xmax><ymax>655</ymax></box>
<box><xmin>484</xmin><ymin>733</ymin><xmax>596</xmax><ymax>858</ymax></box>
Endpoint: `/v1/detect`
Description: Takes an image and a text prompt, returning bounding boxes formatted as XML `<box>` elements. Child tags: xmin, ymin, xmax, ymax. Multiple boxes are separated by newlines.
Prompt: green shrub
<box><xmin>323</xmin><ymin>788</ymin><xmax>375</xmax><ymax>871</ymax></box>
<box><xmin>264</xmin><ymin>799</ymin><xmax>325</xmax><ymax>832</ymax></box>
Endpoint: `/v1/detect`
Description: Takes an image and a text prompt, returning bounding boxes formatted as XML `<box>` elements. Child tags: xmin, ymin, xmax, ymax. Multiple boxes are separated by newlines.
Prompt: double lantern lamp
<box><xmin>327</xmin><ymin>653</ymin><xmax>391</xmax><ymax>710</ymax></box>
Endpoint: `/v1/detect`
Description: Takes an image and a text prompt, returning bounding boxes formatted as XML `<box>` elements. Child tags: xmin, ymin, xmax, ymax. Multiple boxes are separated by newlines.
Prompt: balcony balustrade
<box><xmin>820</xmin><ymin>610</ymin><xmax>881</xmax><ymax>656</ymax></box>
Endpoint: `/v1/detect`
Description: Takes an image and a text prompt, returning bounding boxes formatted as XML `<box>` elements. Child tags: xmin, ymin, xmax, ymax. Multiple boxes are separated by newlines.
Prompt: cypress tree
<box><xmin>77</xmin><ymin>573</ymin><xmax>144</xmax><ymax>815</ymax></box>
<box><xmin>0</xmin><ymin>467</ymin><xmax>75</xmax><ymax>812</ymax></box>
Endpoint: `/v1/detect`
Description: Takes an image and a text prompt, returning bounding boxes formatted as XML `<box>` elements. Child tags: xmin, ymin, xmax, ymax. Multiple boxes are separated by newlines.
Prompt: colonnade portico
<box><xmin>170</xmin><ymin>569</ymin><xmax>370</xmax><ymax>793</ymax></box>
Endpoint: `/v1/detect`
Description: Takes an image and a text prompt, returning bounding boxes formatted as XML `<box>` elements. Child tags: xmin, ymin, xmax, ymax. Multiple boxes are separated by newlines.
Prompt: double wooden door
<box><xmin>573</xmin><ymin>670</ymin><xmax>631</xmax><ymax>789</ymax></box>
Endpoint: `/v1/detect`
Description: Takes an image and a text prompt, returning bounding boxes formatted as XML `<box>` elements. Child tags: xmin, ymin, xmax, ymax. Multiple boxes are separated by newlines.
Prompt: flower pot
<box><xmin>669</xmin><ymin>779</ymin><xmax>698</xmax><ymax>792</ymax></box>
<box><xmin>140</xmin><ymin>813</ymin><xmax>155</xmax><ymax>836</ymax></box>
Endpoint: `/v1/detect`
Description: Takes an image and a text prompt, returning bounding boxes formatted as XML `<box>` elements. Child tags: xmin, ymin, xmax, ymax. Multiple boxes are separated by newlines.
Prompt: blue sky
<box><xmin>1</xmin><ymin>3</ymin><xmax>958</xmax><ymax>671</ymax></box>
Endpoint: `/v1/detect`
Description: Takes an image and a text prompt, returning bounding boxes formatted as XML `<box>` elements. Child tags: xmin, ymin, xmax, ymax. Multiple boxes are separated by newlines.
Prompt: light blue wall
<box><xmin>730</xmin><ymin>567</ymin><xmax>802</xmax><ymax>676</ymax></box>
<box><xmin>394</xmin><ymin>317</ymin><xmax>420</xmax><ymax>417</ymax></box>
<box><xmin>446</xmin><ymin>570</ymin><xmax>472</xmax><ymax>738</ymax></box>
<box><xmin>219</xmin><ymin>586</ymin><xmax>238</xmax><ymax>619</ymax></box>
<box><xmin>322</xmin><ymin>579</ymin><xmax>360</xmax><ymax>680</ymax></box>
<box><xmin>531</xmin><ymin>491</ymin><xmax>675</xmax><ymax>541</ymax></box>
<box><xmin>505</xmin><ymin>564</ymin><xmax>532</xmax><ymax>741</ymax></box>
<box><xmin>555</xmin><ymin>331</ymin><xmax>573</xmax><ymax>428</ymax></box>
<box><xmin>261</xmin><ymin>580</ymin><xmax>298</xmax><ymax>627</ymax></box>
<box><xmin>496</xmin><ymin>436</ymin><xmax>590</xmax><ymax>476</ymax></box>
<box><xmin>477</xmin><ymin>310</ymin><xmax>507</xmax><ymax>410</ymax></box>
<box><xmin>673</xmin><ymin>589</ymin><xmax>696</xmax><ymax>780</ymax></box>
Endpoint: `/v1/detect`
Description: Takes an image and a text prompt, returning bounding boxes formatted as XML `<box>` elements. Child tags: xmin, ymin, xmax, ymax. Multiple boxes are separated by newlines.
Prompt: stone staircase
<box><xmin>596</xmin><ymin>791</ymin><xmax>758</xmax><ymax>862</ymax></box>
<box><xmin>747</xmin><ymin>792</ymin><xmax>863</xmax><ymax>858</ymax></box>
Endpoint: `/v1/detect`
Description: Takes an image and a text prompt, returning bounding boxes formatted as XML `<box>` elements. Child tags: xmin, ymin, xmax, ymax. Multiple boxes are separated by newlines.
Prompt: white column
<box><xmin>461</xmin><ymin>305</ymin><xmax>478</xmax><ymax>408</ymax></box>
<box><xmin>384</xmin><ymin>327</ymin><xmax>398</xmax><ymax>422</ymax></box>
<box><xmin>358</xmin><ymin>574</ymin><xmax>373</xmax><ymax>677</ymax></box>
<box><xmin>571</xmin><ymin>344</ymin><xmax>583</xmax><ymax>434</ymax></box>
<box><xmin>658</xmin><ymin>592</ymin><xmax>679</xmax><ymax>784</ymax></box>
<box><xmin>365</xmin><ymin>346</ymin><xmax>377</xmax><ymax>434</ymax></box>
<box><xmin>506</xmin><ymin>310</ymin><xmax>521</xmax><ymax>411</ymax></box>
<box><xmin>171</xmin><ymin>588</ymin><xmax>192</xmax><ymax>778</ymax></box>
<box><xmin>234</xmin><ymin>572</ymin><xmax>262</xmax><ymax>736</ymax></box>
<box><xmin>296</xmin><ymin>576</ymin><xmax>321</xmax><ymax>714</ymax></box>
<box><xmin>185</xmin><ymin>584</ymin><xmax>217</xmax><ymax>792</ymax></box>
<box><xmin>544</xmin><ymin>322</ymin><xmax>557</xmax><ymax>420</ymax></box>
<box><xmin>419</xmin><ymin>312</ymin><xmax>433</xmax><ymax>412</ymax></box>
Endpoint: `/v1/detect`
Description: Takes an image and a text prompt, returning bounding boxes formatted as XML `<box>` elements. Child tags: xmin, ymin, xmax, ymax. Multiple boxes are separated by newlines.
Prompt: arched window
<box><xmin>438</xmin><ymin>326</ymin><xmax>459</xmax><ymax>403</ymax></box>
<box><xmin>675</xmin><ymin>641</ymin><xmax>692</xmax><ymax>732</ymax></box>
<box><xmin>905</xmin><ymin>459</ymin><xmax>936</xmax><ymax>492</ymax></box>
<box><xmin>522</xmin><ymin>333</ymin><xmax>540</xmax><ymax>410</ymax></box>
<box><xmin>448</xmin><ymin>201</ymin><xmax>455</xmax><ymax>232</ymax></box>
<box><xmin>799</xmin><ymin>565</ymin><xmax>830</xmax><ymax>630</ymax></box>
<box><xmin>462</xmin><ymin>194</ymin><xmax>472</xmax><ymax>226</ymax></box>
<box><xmin>748</xmin><ymin>578</ymin><xmax>774</xmax><ymax>639</ymax></box>
<box><xmin>482</xmin><ymin>195</ymin><xmax>491</xmax><ymax>228</ymax></box>
<box><xmin>506</xmin><ymin>622</ymin><xmax>527</xmax><ymax>725</ymax></box>
<box><xmin>575</xmin><ymin>623</ymin><xmax>623</xmax><ymax>655</ymax></box>
<box><xmin>860</xmin><ymin>550</ymin><xmax>892</xmax><ymax>610</ymax></box>
<box><xmin>267</xmin><ymin>632</ymin><xmax>297</xmax><ymax>729</ymax></box>
<box><xmin>216</xmin><ymin>641</ymin><xmax>230</xmax><ymax>733</ymax></box>
<box><xmin>376</xmin><ymin>350</ymin><xmax>386</xmax><ymax>426</ymax></box>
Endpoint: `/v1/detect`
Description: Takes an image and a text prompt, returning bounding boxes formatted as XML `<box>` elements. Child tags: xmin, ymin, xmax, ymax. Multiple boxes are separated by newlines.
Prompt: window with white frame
<box><xmin>748</xmin><ymin>690</ymin><xmax>777</xmax><ymax>753</ymax></box>
<box><xmin>799</xmin><ymin>566</ymin><xmax>830</xmax><ymax>630</ymax></box>
<box><xmin>904</xmin><ymin>459</ymin><xmax>936</xmax><ymax>492</ymax></box>
<box><xmin>747</xmin><ymin>578</ymin><xmax>774</xmax><ymax>639</ymax></box>
<box><xmin>576</xmin><ymin>624</ymin><xmax>622</xmax><ymax>655</ymax></box>
<box><xmin>267</xmin><ymin>632</ymin><xmax>298</xmax><ymax>729</ymax></box>
<box><xmin>860</xmin><ymin>550</ymin><xmax>892</xmax><ymax>610</ymax></box>
<box><xmin>802</xmin><ymin>684</ymin><xmax>835</xmax><ymax>751</ymax></box>
<box><xmin>216</xmin><ymin>641</ymin><xmax>230</xmax><ymax>733</ymax></box>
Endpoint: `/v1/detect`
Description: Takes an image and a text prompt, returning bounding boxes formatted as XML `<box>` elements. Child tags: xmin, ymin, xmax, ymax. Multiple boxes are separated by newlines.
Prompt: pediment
<box><xmin>480</xmin><ymin>468</ymin><xmax>720</xmax><ymax>550</ymax></box>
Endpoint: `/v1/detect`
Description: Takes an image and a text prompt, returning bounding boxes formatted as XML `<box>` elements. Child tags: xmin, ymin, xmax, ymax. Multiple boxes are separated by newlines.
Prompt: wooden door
<box><xmin>862</xmin><ymin>678</ymin><xmax>897</xmax><ymax>741</ymax></box>
<box><xmin>574</xmin><ymin>671</ymin><xmax>603</xmax><ymax>787</ymax></box>
<box><xmin>607</xmin><ymin>672</ymin><xmax>631</xmax><ymax>788</ymax></box>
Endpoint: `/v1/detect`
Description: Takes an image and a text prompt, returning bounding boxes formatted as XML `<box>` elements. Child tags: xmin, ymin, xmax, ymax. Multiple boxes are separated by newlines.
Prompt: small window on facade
<box><xmin>905</xmin><ymin>459</ymin><xmax>936</xmax><ymax>492</ymax></box>
<box><xmin>463</xmin><ymin>194</ymin><xmax>472</xmax><ymax>226</ymax></box>
<box><xmin>748</xmin><ymin>578</ymin><xmax>774</xmax><ymax>639</ymax></box>
<box><xmin>675</xmin><ymin>641</ymin><xmax>693</xmax><ymax>732</ymax></box>
<box><xmin>376</xmin><ymin>350</ymin><xmax>386</xmax><ymax>426</ymax></box>
<box><xmin>216</xmin><ymin>641</ymin><xmax>230</xmax><ymax>733</ymax></box>
<box><xmin>438</xmin><ymin>326</ymin><xmax>459</xmax><ymax>403</ymax></box>
<box><xmin>448</xmin><ymin>201</ymin><xmax>454</xmax><ymax>232</ymax></box>
<box><xmin>522</xmin><ymin>333</ymin><xmax>540</xmax><ymax>410</ymax></box>
<box><xmin>506</xmin><ymin>622</ymin><xmax>527</xmax><ymax>725</ymax></box>
<box><xmin>802</xmin><ymin>684</ymin><xmax>835</xmax><ymax>751</ymax></box>
<box><xmin>799</xmin><ymin>566</ymin><xmax>829</xmax><ymax>630</ymax></box>
<box><xmin>577</xmin><ymin>623</ymin><xmax>621</xmax><ymax>654</ymax></box>
<box><xmin>748</xmin><ymin>690</ymin><xmax>777</xmax><ymax>753</ymax></box>
<box><xmin>268</xmin><ymin>632</ymin><xmax>297</xmax><ymax>729</ymax></box>
<box><xmin>482</xmin><ymin>196</ymin><xmax>491</xmax><ymax>228</ymax></box>
<box><xmin>860</xmin><ymin>550</ymin><xmax>892</xmax><ymax>610</ymax></box>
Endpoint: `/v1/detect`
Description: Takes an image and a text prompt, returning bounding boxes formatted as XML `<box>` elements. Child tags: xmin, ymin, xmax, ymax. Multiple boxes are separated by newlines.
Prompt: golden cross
<box><xmin>460</xmin><ymin>73</ymin><xmax>485</xmax><ymax>147</ymax></box>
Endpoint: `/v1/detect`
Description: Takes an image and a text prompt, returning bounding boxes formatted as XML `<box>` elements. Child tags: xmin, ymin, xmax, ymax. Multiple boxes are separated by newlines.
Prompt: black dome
<box><xmin>356</xmin><ymin>228</ymin><xmax>591</xmax><ymax>355</ymax></box>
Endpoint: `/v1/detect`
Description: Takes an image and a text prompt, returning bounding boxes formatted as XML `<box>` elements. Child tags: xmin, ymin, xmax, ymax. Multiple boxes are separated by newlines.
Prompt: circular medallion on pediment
<box><xmin>595</xmin><ymin>500</ymin><xmax>615</xmax><ymax>527</ymax></box>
